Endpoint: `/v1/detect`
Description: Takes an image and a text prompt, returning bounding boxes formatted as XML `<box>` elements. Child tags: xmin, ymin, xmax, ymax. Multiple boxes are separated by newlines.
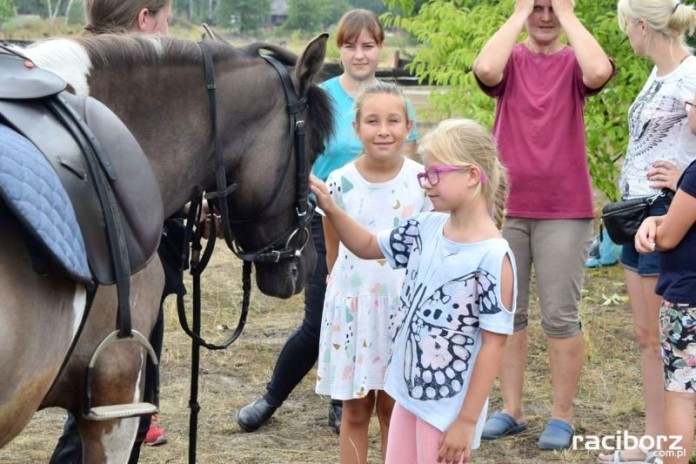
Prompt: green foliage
<box><xmin>383</xmin><ymin>0</ymin><xmax>654</xmax><ymax>202</ymax></box>
<box><xmin>350</xmin><ymin>0</ymin><xmax>386</xmax><ymax>15</ymax></box>
<box><xmin>216</xmin><ymin>0</ymin><xmax>272</xmax><ymax>33</ymax></box>
<box><xmin>66</xmin><ymin>0</ymin><xmax>85</xmax><ymax>26</ymax></box>
<box><xmin>0</xmin><ymin>0</ymin><xmax>14</xmax><ymax>24</ymax></box>
<box><xmin>282</xmin><ymin>0</ymin><xmax>342</xmax><ymax>33</ymax></box>
<box><xmin>15</xmin><ymin>0</ymin><xmax>43</xmax><ymax>16</ymax></box>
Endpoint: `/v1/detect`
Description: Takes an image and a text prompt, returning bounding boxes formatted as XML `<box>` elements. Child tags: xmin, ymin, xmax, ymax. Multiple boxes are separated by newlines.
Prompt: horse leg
<box><xmin>42</xmin><ymin>258</ymin><xmax>164</xmax><ymax>463</ymax></box>
<box><xmin>76</xmin><ymin>415</ymin><xmax>141</xmax><ymax>463</ymax></box>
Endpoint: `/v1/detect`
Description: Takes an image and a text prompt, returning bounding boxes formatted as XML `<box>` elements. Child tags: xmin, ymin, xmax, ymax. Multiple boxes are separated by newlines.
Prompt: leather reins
<box><xmin>176</xmin><ymin>41</ymin><xmax>315</xmax><ymax>463</ymax></box>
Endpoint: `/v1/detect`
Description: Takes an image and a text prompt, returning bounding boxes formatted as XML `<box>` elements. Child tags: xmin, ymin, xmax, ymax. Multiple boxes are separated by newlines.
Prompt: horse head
<box><xmin>211</xmin><ymin>34</ymin><xmax>334</xmax><ymax>298</ymax></box>
<box><xmin>25</xmin><ymin>34</ymin><xmax>335</xmax><ymax>298</ymax></box>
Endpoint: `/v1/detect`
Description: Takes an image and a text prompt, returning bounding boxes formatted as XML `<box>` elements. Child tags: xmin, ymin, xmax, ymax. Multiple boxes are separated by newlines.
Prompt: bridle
<box><xmin>178</xmin><ymin>41</ymin><xmax>317</xmax><ymax>463</ymax></box>
<box><xmin>199</xmin><ymin>41</ymin><xmax>313</xmax><ymax>264</ymax></box>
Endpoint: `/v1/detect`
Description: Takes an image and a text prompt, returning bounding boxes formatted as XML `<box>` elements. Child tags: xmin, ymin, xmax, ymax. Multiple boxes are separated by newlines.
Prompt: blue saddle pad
<box><xmin>0</xmin><ymin>123</ymin><xmax>91</xmax><ymax>283</ymax></box>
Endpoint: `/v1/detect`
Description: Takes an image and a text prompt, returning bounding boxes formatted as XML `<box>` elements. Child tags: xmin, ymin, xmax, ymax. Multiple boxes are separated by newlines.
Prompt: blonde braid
<box><xmin>492</xmin><ymin>161</ymin><xmax>508</xmax><ymax>230</ymax></box>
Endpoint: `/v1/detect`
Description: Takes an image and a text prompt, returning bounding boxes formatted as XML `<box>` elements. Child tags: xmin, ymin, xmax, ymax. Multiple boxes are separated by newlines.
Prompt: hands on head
<box><xmin>515</xmin><ymin>0</ymin><xmax>575</xmax><ymax>19</ymax></box>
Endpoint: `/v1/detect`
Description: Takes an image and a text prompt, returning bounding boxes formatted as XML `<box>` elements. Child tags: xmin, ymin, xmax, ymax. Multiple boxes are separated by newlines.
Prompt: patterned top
<box><xmin>619</xmin><ymin>56</ymin><xmax>696</xmax><ymax>198</ymax></box>
<box><xmin>315</xmin><ymin>158</ymin><xmax>431</xmax><ymax>400</ymax></box>
<box><xmin>376</xmin><ymin>212</ymin><xmax>516</xmax><ymax>446</ymax></box>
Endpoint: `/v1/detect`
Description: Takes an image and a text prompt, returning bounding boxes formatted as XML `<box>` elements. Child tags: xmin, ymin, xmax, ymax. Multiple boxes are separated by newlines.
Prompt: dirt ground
<box><xmin>0</xmin><ymin>245</ymin><xmax>665</xmax><ymax>464</ymax></box>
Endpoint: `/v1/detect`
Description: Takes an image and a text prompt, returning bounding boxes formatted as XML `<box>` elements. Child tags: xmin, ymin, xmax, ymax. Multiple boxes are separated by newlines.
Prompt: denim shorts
<box><xmin>619</xmin><ymin>194</ymin><xmax>671</xmax><ymax>276</ymax></box>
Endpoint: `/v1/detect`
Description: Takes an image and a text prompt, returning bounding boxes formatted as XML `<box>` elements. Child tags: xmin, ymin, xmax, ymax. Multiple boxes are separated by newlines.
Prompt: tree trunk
<box><xmin>63</xmin><ymin>0</ymin><xmax>74</xmax><ymax>26</ymax></box>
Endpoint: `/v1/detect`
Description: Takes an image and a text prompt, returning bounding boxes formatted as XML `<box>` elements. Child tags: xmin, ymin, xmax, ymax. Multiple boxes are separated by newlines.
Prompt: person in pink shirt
<box><xmin>472</xmin><ymin>0</ymin><xmax>615</xmax><ymax>451</ymax></box>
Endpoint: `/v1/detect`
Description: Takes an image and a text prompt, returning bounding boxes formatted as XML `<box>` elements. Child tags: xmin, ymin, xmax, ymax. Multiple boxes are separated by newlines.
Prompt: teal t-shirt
<box><xmin>311</xmin><ymin>76</ymin><xmax>419</xmax><ymax>181</ymax></box>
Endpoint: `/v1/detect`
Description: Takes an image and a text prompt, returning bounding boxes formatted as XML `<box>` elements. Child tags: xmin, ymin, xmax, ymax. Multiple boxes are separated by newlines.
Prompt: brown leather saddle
<box><xmin>0</xmin><ymin>48</ymin><xmax>163</xmax><ymax>285</ymax></box>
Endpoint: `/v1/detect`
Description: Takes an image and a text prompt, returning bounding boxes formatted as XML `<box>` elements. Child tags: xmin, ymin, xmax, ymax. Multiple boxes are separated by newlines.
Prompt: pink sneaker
<box><xmin>144</xmin><ymin>415</ymin><xmax>167</xmax><ymax>446</ymax></box>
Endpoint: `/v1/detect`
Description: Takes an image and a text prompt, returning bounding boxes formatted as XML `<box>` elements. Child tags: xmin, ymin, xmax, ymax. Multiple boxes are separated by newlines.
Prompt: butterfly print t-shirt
<box><xmin>376</xmin><ymin>212</ymin><xmax>516</xmax><ymax>447</ymax></box>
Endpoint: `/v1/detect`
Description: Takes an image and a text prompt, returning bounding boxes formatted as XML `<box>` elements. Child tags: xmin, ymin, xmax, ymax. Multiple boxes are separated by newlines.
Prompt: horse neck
<box><xmin>88</xmin><ymin>64</ymin><xmax>215</xmax><ymax>218</ymax></box>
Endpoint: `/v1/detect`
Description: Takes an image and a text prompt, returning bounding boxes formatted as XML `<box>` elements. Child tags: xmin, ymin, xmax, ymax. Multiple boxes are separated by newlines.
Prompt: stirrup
<box><xmin>83</xmin><ymin>329</ymin><xmax>159</xmax><ymax>421</ymax></box>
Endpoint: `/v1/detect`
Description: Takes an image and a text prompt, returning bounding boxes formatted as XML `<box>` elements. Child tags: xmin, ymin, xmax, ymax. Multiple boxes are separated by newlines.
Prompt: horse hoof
<box><xmin>236</xmin><ymin>397</ymin><xmax>277</xmax><ymax>432</ymax></box>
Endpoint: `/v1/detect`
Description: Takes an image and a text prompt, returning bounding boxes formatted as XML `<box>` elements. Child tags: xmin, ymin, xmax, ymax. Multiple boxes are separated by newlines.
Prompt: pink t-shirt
<box><xmin>478</xmin><ymin>44</ymin><xmax>608</xmax><ymax>219</ymax></box>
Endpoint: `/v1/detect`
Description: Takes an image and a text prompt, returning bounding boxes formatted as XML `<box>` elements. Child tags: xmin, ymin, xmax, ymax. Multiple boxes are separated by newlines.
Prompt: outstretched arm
<box><xmin>472</xmin><ymin>0</ymin><xmax>533</xmax><ymax>87</ymax></box>
<box><xmin>552</xmin><ymin>0</ymin><xmax>614</xmax><ymax>89</ymax></box>
<box><xmin>310</xmin><ymin>176</ymin><xmax>384</xmax><ymax>260</ymax></box>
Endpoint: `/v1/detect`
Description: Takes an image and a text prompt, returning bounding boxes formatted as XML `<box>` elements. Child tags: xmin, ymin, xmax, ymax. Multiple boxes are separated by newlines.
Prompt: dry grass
<box><xmin>0</xmin><ymin>247</ymin><xmax>666</xmax><ymax>464</ymax></box>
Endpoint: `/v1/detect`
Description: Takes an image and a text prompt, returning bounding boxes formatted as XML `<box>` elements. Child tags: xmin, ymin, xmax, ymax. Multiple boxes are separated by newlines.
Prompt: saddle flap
<box><xmin>0</xmin><ymin>52</ymin><xmax>67</xmax><ymax>99</ymax></box>
<box><xmin>0</xmin><ymin>94</ymin><xmax>163</xmax><ymax>285</ymax></box>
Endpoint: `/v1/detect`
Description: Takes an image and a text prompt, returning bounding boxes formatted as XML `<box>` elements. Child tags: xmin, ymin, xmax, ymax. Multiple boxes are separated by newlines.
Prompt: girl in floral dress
<box><xmin>315</xmin><ymin>82</ymin><xmax>430</xmax><ymax>463</ymax></box>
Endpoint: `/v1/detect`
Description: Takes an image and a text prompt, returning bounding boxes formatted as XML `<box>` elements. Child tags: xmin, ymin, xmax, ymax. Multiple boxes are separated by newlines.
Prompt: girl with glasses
<box><xmin>310</xmin><ymin>118</ymin><xmax>516</xmax><ymax>464</ymax></box>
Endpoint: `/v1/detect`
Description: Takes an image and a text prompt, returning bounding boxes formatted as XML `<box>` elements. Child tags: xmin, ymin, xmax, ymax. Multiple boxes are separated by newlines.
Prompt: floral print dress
<box><xmin>315</xmin><ymin>158</ymin><xmax>430</xmax><ymax>400</ymax></box>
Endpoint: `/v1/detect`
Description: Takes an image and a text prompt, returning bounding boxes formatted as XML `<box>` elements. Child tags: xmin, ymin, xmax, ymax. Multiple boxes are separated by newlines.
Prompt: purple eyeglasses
<box><xmin>417</xmin><ymin>165</ymin><xmax>487</xmax><ymax>188</ymax></box>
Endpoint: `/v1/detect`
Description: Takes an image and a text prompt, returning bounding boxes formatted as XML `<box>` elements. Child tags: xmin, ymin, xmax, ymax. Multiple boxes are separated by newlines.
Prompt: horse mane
<box><xmin>72</xmin><ymin>34</ymin><xmax>301</xmax><ymax>70</ymax></box>
<box><xmin>306</xmin><ymin>85</ymin><xmax>334</xmax><ymax>162</ymax></box>
<box><xmin>64</xmin><ymin>34</ymin><xmax>334</xmax><ymax>162</ymax></box>
<box><xmin>71</xmin><ymin>34</ymin><xmax>233</xmax><ymax>68</ymax></box>
<box><xmin>241</xmin><ymin>42</ymin><xmax>297</xmax><ymax>66</ymax></box>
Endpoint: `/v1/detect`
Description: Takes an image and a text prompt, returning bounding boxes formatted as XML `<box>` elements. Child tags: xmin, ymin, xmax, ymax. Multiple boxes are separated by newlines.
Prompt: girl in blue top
<box><xmin>236</xmin><ymin>8</ymin><xmax>419</xmax><ymax>435</ymax></box>
<box><xmin>311</xmin><ymin>118</ymin><xmax>516</xmax><ymax>464</ymax></box>
<box><xmin>636</xmin><ymin>95</ymin><xmax>696</xmax><ymax>464</ymax></box>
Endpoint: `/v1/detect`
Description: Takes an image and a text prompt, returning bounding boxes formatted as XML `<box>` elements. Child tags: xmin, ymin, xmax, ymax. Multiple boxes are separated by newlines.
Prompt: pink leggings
<box><xmin>386</xmin><ymin>403</ymin><xmax>465</xmax><ymax>464</ymax></box>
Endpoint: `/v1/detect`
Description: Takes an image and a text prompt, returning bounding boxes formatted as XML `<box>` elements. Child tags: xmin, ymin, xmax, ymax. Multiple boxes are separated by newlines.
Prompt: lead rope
<box><xmin>176</xmin><ymin>193</ymin><xmax>251</xmax><ymax>464</ymax></box>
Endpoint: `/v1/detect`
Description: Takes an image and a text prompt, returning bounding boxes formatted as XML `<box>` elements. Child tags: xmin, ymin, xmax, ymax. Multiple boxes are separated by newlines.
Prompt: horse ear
<box><xmin>202</xmin><ymin>24</ymin><xmax>229</xmax><ymax>44</ymax></box>
<box><xmin>295</xmin><ymin>33</ymin><xmax>328</xmax><ymax>96</ymax></box>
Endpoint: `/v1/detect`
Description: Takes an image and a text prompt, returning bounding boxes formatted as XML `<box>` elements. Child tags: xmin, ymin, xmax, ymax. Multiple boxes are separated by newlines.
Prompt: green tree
<box><xmin>0</xmin><ymin>0</ymin><xmax>14</xmax><ymax>24</ymax></box>
<box><xmin>382</xmin><ymin>0</ymin><xmax>653</xmax><ymax>201</ymax></box>
<box><xmin>282</xmin><ymin>0</ymin><xmax>336</xmax><ymax>33</ymax></box>
<box><xmin>216</xmin><ymin>0</ymin><xmax>272</xmax><ymax>33</ymax></box>
<box><xmin>348</xmin><ymin>0</ymin><xmax>386</xmax><ymax>15</ymax></box>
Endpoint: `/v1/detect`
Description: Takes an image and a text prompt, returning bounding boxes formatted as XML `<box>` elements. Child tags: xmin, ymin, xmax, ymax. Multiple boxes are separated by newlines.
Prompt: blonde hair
<box><xmin>335</xmin><ymin>9</ymin><xmax>385</xmax><ymax>48</ymax></box>
<box><xmin>617</xmin><ymin>0</ymin><xmax>696</xmax><ymax>44</ymax></box>
<box><xmin>419</xmin><ymin>119</ymin><xmax>508</xmax><ymax>228</ymax></box>
<box><xmin>354</xmin><ymin>82</ymin><xmax>409</xmax><ymax>122</ymax></box>
<box><xmin>84</xmin><ymin>0</ymin><xmax>171</xmax><ymax>34</ymax></box>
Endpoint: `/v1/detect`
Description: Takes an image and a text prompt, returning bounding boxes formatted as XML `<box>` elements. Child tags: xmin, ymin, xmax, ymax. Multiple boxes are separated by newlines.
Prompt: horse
<box><xmin>0</xmin><ymin>33</ymin><xmax>333</xmax><ymax>462</ymax></box>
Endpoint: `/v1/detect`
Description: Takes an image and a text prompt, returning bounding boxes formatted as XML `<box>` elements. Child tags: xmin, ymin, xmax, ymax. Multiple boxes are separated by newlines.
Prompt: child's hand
<box><xmin>635</xmin><ymin>217</ymin><xmax>658</xmax><ymax>253</ymax></box>
<box><xmin>309</xmin><ymin>175</ymin><xmax>334</xmax><ymax>214</ymax></box>
<box><xmin>437</xmin><ymin>418</ymin><xmax>474</xmax><ymax>463</ymax></box>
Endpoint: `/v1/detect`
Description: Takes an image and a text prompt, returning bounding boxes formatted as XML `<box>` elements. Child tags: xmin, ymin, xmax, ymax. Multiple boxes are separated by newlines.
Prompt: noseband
<box><xmin>199</xmin><ymin>41</ymin><xmax>313</xmax><ymax>264</ymax></box>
